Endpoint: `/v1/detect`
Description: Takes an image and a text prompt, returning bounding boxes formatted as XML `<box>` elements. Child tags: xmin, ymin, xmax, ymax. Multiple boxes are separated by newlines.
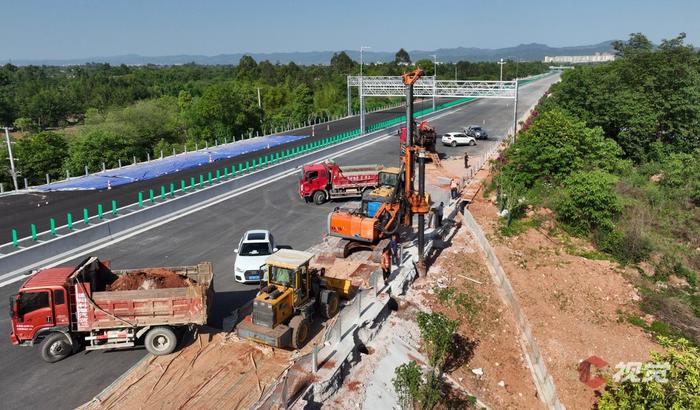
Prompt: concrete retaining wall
<box><xmin>462</xmin><ymin>210</ymin><xmax>565</xmax><ymax>410</ymax></box>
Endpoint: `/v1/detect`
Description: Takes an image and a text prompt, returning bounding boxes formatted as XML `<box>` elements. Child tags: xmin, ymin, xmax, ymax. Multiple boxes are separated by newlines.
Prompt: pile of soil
<box><xmin>108</xmin><ymin>268</ymin><xmax>194</xmax><ymax>291</ymax></box>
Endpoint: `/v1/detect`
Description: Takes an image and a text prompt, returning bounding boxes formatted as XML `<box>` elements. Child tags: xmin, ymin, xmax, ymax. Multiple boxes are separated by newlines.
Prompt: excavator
<box><xmin>327</xmin><ymin>68</ymin><xmax>432</xmax><ymax>261</ymax></box>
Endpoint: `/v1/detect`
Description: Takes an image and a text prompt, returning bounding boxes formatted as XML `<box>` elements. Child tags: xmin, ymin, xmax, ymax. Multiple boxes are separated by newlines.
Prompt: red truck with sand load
<box><xmin>299</xmin><ymin>161</ymin><xmax>384</xmax><ymax>205</ymax></box>
<box><xmin>9</xmin><ymin>256</ymin><xmax>214</xmax><ymax>363</ymax></box>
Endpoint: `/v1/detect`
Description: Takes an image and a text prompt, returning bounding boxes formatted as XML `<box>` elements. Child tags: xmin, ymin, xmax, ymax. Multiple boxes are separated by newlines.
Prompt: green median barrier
<box><xmin>11</xmin><ymin>229</ymin><xmax>18</xmax><ymax>247</ymax></box>
<box><xmin>97</xmin><ymin>204</ymin><xmax>103</xmax><ymax>220</ymax></box>
<box><xmin>149</xmin><ymin>189</ymin><xmax>155</xmax><ymax>203</ymax></box>
<box><xmin>67</xmin><ymin>213</ymin><xmax>73</xmax><ymax>230</ymax></box>
<box><xmin>190</xmin><ymin>177</ymin><xmax>196</xmax><ymax>190</ymax></box>
<box><xmin>216</xmin><ymin>169</ymin><xmax>221</xmax><ymax>182</ymax></box>
<box><xmin>207</xmin><ymin>172</ymin><xmax>212</xmax><ymax>185</ymax></box>
<box><xmin>83</xmin><ymin>208</ymin><xmax>89</xmax><ymax>225</ymax></box>
<box><xmin>31</xmin><ymin>224</ymin><xmax>37</xmax><ymax>241</ymax></box>
<box><xmin>252</xmin><ymin>159</ymin><xmax>256</xmax><ymax>169</ymax></box>
<box><xmin>223</xmin><ymin>168</ymin><xmax>228</xmax><ymax>179</ymax></box>
<box><xmin>160</xmin><ymin>186</ymin><xmax>166</xmax><ymax>200</ymax></box>
<box><xmin>199</xmin><ymin>175</ymin><xmax>204</xmax><ymax>188</ymax></box>
<box><xmin>112</xmin><ymin>200</ymin><xmax>118</xmax><ymax>214</ymax></box>
<box><xmin>181</xmin><ymin>180</ymin><xmax>186</xmax><ymax>193</ymax></box>
<box><xmin>50</xmin><ymin>218</ymin><xmax>56</xmax><ymax>236</ymax></box>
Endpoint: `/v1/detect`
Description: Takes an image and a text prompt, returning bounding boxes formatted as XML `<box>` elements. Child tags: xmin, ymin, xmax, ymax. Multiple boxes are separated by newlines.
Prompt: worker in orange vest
<box><xmin>381</xmin><ymin>247</ymin><xmax>392</xmax><ymax>285</ymax></box>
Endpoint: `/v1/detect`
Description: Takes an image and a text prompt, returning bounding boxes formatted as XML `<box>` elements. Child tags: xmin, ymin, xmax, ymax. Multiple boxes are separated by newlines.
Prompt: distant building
<box><xmin>543</xmin><ymin>53</ymin><xmax>615</xmax><ymax>64</ymax></box>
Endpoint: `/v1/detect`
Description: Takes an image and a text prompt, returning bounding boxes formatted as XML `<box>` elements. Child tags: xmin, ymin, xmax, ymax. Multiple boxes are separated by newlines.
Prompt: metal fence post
<box><xmin>358</xmin><ymin>291</ymin><xmax>362</xmax><ymax>320</ymax></box>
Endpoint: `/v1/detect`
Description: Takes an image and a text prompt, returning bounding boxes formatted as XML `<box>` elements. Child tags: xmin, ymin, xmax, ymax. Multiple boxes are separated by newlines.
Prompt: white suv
<box><xmin>234</xmin><ymin>230</ymin><xmax>277</xmax><ymax>283</ymax></box>
<box><xmin>441</xmin><ymin>132</ymin><xmax>476</xmax><ymax>147</ymax></box>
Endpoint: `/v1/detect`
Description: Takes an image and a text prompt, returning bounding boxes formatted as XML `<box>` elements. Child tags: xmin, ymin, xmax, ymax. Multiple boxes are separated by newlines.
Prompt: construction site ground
<box><xmin>323</xmin><ymin>149</ymin><xmax>664</xmax><ymax>409</ymax></box>
<box><xmin>82</xmin><ymin>242</ymin><xmax>382</xmax><ymax>409</ymax></box>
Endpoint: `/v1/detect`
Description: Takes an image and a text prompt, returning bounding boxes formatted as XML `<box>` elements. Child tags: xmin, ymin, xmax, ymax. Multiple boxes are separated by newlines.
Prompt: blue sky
<box><xmin>1</xmin><ymin>0</ymin><xmax>697</xmax><ymax>60</ymax></box>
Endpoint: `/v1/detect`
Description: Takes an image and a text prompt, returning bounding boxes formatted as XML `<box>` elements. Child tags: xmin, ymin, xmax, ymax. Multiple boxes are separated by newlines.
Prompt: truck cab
<box><xmin>299</xmin><ymin>163</ymin><xmax>330</xmax><ymax>203</ymax></box>
<box><xmin>10</xmin><ymin>267</ymin><xmax>80</xmax><ymax>347</ymax></box>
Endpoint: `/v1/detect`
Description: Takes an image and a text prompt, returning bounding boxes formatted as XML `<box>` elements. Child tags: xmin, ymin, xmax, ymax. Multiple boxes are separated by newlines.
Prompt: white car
<box><xmin>441</xmin><ymin>132</ymin><xmax>477</xmax><ymax>147</ymax></box>
<box><xmin>234</xmin><ymin>230</ymin><xmax>277</xmax><ymax>283</ymax></box>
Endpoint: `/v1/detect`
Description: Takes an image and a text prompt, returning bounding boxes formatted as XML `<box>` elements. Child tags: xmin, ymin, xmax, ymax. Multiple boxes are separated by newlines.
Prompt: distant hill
<box><xmin>7</xmin><ymin>41</ymin><xmax>615</xmax><ymax>66</ymax></box>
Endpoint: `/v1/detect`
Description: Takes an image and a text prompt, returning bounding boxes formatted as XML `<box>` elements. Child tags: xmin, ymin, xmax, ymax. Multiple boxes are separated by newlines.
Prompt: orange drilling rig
<box><xmin>327</xmin><ymin>68</ymin><xmax>431</xmax><ymax>263</ymax></box>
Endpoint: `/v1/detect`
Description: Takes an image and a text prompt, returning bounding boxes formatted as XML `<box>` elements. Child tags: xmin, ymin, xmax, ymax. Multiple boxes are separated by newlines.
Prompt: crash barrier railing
<box><xmin>1</xmin><ymin>97</ymin><xmax>475</xmax><ymax>255</ymax></box>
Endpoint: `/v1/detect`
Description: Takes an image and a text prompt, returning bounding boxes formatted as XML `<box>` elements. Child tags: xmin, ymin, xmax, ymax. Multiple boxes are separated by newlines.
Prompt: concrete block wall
<box><xmin>462</xmin><ymin>210</ymin><xmax>565</xmax><ymax>410</ymax></box>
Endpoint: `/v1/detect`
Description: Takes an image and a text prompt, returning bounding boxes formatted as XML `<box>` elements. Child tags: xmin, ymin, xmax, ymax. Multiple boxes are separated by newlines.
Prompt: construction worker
<box><xmin>464</xmin><ymin>151</ymin><xmax>469</xmax><ymax>169</ymax></box>
<box><xmin>389</xmin><ymin>234</ymin><xmax>400</xmax><ymax>266</ymax></box>
<box><xmin>435</xmin><ymin>202</ymin><xmax>444</xmax><ymax>228</ymax></box>
<box><xmin>381</xmin><ymin>247</ymin><xmax>392</xmax><ymax>285</ymax></box>
<box><xmin>450</xmin><ymin>178</ymin><xmax>459</xmax><ymax>200</ymax></box>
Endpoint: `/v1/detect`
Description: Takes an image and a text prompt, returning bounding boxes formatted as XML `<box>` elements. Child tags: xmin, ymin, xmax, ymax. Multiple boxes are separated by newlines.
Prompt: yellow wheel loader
<box><xmin>236</xmin><ymin>249</ymin><xmax>353</xmax><ymax>349</ymax></box>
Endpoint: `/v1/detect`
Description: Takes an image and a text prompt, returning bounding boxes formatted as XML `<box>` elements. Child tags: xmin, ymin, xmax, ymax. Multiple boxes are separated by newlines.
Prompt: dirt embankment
<box><xmin>468</xmin><ymin>185</ymin><xmax>662</xmax><ymax>409</ymax></box>
<box><xmin>108</xmin><ymin>268</ymin><xmax>193</xmax><ymax>291</ymax></box>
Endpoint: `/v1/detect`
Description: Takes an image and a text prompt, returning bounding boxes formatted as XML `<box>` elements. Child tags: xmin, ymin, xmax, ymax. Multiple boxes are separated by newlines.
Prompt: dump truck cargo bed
<box><xmin>74</xmin><ymin>261</ymin><xmax>214</xmax><ymax>331</ymax></box>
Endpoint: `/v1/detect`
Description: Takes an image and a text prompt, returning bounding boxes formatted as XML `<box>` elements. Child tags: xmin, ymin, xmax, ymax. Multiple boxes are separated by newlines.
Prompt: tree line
<box><xmin>0</xmin><ymin>50</ymin><xmax>550</xmax><ymax>186</ymax></box>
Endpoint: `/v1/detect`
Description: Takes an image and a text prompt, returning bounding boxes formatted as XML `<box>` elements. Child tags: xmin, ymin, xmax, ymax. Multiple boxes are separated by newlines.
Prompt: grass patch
<box><xmin>498</xmin><ymin>214</ymin><xmax>545</xmax><ymax>237</ymax></box>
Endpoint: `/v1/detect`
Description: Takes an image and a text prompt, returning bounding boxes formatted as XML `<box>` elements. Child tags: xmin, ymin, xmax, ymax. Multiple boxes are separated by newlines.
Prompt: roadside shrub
<box><xmin>392</xmin><ymin>364</ymin><xmax>444</xmax><ymax>410</ymax></box>
<box><xmin>595</xmin><ymin>227</ymin><xmax>652</xmax><ymax>265</ymax></box>
<box><xmin>393</xmin><ymin>361</ymin><xmax>423</xmax><ymax>410</ymax></box>
<box><xmin>554</xmin><ymin>170</ymin><xmax>621</xmax><ymax>236</ymax></box>
<box><xmin>598</xmin><ymin>337</ymin><xmax>700</xmax><ymax>409</ymax></box>
<box><xmin>416</xmin><ymin>311</ymin><xmax>459</xmax><ymax>371</ymax></box>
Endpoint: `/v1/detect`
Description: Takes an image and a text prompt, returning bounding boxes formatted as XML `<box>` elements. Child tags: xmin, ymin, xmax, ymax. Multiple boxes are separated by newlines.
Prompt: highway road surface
<box><xmin>0</xmin><ymin>74</ymin><xmax>559</xmax><ymax>410</ymax></box>
<box><xmin>0</xmin><ymin>98</ymin><xmax>447</xmax><ymax>243</ymax></box>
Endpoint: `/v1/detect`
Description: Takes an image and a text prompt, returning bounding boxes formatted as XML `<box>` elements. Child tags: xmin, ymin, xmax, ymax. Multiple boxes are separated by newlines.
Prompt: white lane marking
<box><xmin>0</xmin><ymin>105</ymin><xmax>466</xmax><ymax>288</ymax></box>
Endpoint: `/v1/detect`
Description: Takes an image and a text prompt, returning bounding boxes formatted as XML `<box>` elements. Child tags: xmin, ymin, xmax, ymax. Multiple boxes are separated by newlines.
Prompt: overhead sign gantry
<box><xmin>347</xmin><ymin>75</ymin><xmax>519</xmax><ymax>140</ymax></box>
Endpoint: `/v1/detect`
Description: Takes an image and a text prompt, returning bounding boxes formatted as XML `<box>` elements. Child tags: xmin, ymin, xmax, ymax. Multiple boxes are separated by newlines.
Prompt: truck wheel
<box><xmin>41</xmin><ymin>333</ymin><xmax>72</xmax><ymax>363</ymax></box>
<box><xmin>469</xmin><ymin>140</ymin><xmax>476</xmax><ymax>146</ymax></box>
<box><xmin>289</xmin><ymin>316</ymin><xmax>310</xmax><ymax>349</ymax></box>
<box><xmin>313</xmin><ymin>191</ymin><xmax>327</xmax><ymax>205</ymax></box>
<box><xmin>450</xmin><ymin>141</ymin><xmax>457</xmax><ymax>147</ymax></box>
<box><xmin>145</xmin><ymin>326</ymin><xmax>178</xmax><ymax>356</ymax></box>
<box><xmin>321</xmin><ymin>291</ymin><xmax>340</xmax><ymax>319</ymax></box>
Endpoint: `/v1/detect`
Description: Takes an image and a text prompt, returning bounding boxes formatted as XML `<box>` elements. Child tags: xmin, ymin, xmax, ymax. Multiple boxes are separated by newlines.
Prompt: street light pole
<box><xmin>431</xmin><ymin>54</ymin><xmax>437</xmax><ymax>111</ymax></box>
<box><xmin>498</xmin><ymin>58</ymin><xmax>506</xmax><ymax>82</ymax></box>
<box><xmin>360</xmin><ymin>46</ymin><xmax>371</xmax><ymax>135</ymax></box>
<box><xmin>4</xmin><ymin>127</ymin><xmax>18</xmax><ymax>191</ymax></box>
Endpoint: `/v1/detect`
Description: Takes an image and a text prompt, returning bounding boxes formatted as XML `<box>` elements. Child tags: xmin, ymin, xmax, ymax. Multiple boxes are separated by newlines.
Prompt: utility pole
<box><xmin>4</xmin><ymin>127</ymin><xmax>18</xmax><ymax>191</ymax></box>
<box><xmin>498</xmin><ymin>58</ymin><xmax>506</xmax><ymax>82</ymax></box>
<box><xmin>360</xmin><ymin>46</ymin><xmax>371</xmax><ymax>135</ymax></box>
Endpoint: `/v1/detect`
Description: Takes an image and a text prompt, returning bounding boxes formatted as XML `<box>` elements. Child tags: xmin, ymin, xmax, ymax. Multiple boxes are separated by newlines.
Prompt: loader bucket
<box><xmin>236</xmin><ymin>316</ymin><xmax>292</xmax><ymax>348</ymax></box>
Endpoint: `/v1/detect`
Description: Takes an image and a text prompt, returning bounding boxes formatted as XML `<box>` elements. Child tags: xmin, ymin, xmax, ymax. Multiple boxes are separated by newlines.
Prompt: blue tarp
<box><xmin>36</xmin><ymin>134</ymin><xmax>306</xmax><ymax>191</ymax></box>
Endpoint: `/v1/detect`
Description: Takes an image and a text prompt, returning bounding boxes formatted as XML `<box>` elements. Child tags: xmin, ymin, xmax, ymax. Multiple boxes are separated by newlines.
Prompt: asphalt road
<box><xmin>0</xmin><ymin>74</ymin><xmax>560</xmax><ymax>410</ymax></box>
<box><xmin>0</xmin><ymin>98</ymin><xmax>447</xmax><ymax>243</ymax></box>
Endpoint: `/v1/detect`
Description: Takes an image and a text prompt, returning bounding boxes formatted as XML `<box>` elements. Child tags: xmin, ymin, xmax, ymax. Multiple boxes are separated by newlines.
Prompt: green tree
<box><xmin>554</xmin><ymin>170</ymin><xmax>621</xmax><ymax>235</ymax></box>
<box><xmin>503</xmin><ymin>109</ymin><xmax>622</xmax><ymax>188</ymax></box>
<box><xmin>187</xmin><ymin>81</ymin><xmax>261</xmax><ymax>140</ymax></box>
<box><xmin>65</xmin><ymin>128</ymin><xmax>138</xmax><ymax>173</ymax></box>
<box><xmin>394</xmin><ymin>48</ymin><xmax>411</xmax><ymax>64</ymax></box>
<box><xmin>13</xmin><ymin>131</ymin><xmax>68</xmax><ymax>184</ymax></box>
<box><xmin>330</xmin><ymin>51</ymin><xmax>354</xmax><ymax>73</ymax></box>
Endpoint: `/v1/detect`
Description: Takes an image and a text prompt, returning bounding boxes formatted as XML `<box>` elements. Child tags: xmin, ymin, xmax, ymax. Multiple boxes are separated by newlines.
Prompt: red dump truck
<box><xmin>9</xmin><ymin>256</ymin><xmax>214</xmax><ymax>363</ymax></box>
<box><xmin>299</xmin><ymin>161</ymin><xmax>384</xmax><ymax>205</ymax></box>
